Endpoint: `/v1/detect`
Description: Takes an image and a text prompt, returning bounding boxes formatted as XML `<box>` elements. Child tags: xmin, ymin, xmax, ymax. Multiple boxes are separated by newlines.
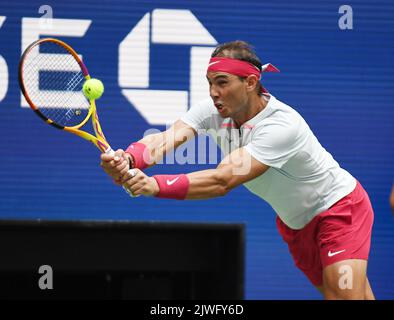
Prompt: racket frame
<box><xmin>18</xmin><ymin>37</ymin><xmax>112</xmax><ymax>154</ymax></box>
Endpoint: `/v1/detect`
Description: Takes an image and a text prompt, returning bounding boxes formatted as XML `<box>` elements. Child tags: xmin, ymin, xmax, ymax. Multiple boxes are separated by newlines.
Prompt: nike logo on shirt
<box><xmin>166</xmin><ymin>177</ymin><xmax>180</xmax><ymax>186</ymax></box>
<box><xmin>328</xmin><ymin>249</ymin><xmax>346</xmax><ymax>257</ymax></box>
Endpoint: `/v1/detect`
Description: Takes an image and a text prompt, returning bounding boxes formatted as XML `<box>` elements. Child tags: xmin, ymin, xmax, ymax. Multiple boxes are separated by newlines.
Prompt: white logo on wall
<box><xmin>0</xmin><ymin>16</ymin><xmax>8</xmax><ymax>103</ymax></box>
<box><xmin>17</xmin><ymin>9</ymin><xmax>216</xmax><ymax>126</ymax></box>
<box><xmin>119</xmin><ymin>9</ymin><xmax>217</xmax><ymax>125</ymax></box>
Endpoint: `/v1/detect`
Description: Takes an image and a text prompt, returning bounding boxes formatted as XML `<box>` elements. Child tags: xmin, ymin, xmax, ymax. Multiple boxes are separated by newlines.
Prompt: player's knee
<box><xmin>323</xmin><ymin>285</ymin><xmax>365</xmax><ymax>300</ymax></box>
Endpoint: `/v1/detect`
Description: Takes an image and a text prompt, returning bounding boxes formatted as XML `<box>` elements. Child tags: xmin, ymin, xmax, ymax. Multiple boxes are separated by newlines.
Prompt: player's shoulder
<box><xmin>268</xmin><ymin>95</ymin><xmax>302</xmax><ymax>117</ymax></box>
<box><xmin>255</xmin><ymin>96</ymin><xmax>302</xmax><ymax>127</ymax></box>
<box><xmin>252</xmin><ymin>96</ymin><xmax>307</xmax><ymax>139</ymax></box>
<box><xmin>183</xmin><ymin>98</ymin><xmax>223</xmax><ymax>131</ymax></box>
<box><xmin>191</xmin><ymin>98</ymin><xmax>217</xmax><ymax>112</ymax></box>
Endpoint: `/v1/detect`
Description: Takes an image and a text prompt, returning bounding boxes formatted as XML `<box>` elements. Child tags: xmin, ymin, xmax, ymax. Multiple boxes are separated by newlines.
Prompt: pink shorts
<box><xmin>276</xmin><ymin>181</ymin><xmax>374</xmax><ymax>287</ymax></box>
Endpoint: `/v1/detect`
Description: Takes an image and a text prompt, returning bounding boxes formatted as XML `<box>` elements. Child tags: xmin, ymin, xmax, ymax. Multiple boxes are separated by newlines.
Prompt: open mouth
<box><xmin>215</xmin><ymin>102</ymin><xmax>223</xmax><ymax>110</ymax></box>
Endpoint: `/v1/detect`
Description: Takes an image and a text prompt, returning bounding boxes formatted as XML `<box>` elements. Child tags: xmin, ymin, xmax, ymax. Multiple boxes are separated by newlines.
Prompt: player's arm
<box><xmin>121</xmin><ymin>147</ymin><xmax>269</xmax><ymax>199</ymax></box>
<box><xmin>100</xmin><ymin>120</ymin><xmax>196</xmax><ymax>183</ymax></box>
<box><xmin>136</xmin><ymin>119</ymin><xmax>197</xmax><ymax>167</ymax></box>
<box><xmin>185</xmin><ymin>147</ymin><xmax>268</xmax><ymax>199</ymax></box>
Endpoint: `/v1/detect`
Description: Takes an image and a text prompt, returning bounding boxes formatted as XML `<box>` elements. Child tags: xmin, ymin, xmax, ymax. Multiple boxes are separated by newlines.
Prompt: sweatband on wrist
<box><xmin>125</xmin><ymin>142</ymin><xmax>151</xmax><ymax>170</ymax></box>
<box><xmin>153</xmin><ymin>174</ymin><xmax>190</xmax><ymax>200</ymax></box>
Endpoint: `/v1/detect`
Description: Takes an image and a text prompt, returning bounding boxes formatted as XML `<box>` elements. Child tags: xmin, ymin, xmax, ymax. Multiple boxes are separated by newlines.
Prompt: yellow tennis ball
<box><xmin>82</xmin><ymin>78</ymin><xmax>104</xmax><ymax>100</ymax></box>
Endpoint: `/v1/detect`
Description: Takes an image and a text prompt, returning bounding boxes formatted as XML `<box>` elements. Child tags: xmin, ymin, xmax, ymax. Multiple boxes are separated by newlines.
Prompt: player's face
<box><xmin>206</xmin><ymin>72</ymin><xmax>248</xmax><ymax>119</ymax></box>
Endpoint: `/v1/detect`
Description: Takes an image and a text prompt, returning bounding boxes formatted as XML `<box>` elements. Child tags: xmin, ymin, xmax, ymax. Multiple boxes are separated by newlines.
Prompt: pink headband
<box><xmin>207</xmin><ymin>57</ymin><xmax>279</xmax><ymax>80</ymax></box>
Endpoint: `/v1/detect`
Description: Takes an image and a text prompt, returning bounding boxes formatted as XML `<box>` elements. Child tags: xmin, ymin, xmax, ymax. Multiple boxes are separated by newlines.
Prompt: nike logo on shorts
<box><xmin>328</xmin><ymin>249</ymin><xmax>346</xmax><ymax>257</ymax></box>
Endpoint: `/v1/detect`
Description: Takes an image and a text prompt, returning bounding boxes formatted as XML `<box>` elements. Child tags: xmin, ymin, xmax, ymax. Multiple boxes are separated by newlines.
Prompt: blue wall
<box><xmin>0</xmin><ymin>0</ymin><xmax>393</xmax><ymax>299</ymax></box>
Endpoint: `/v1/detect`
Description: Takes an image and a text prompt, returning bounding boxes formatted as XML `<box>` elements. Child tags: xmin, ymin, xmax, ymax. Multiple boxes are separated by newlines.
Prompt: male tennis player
<box><xmin>101</xmin><ymin>41</ymin><xmax>375</xmax><ymax>300</ymax></box>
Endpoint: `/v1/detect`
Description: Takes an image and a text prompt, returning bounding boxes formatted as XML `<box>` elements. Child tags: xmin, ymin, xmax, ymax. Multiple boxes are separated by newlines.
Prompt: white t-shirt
<box><xmin>180</xmin><ymin>95</ymin><xmax>356</xmax><ymax>230</ymax></box>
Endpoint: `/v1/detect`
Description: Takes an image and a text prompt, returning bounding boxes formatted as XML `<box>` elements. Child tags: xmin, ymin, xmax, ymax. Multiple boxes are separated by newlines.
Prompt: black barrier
<box><xmin>0</xmin><ymin>220</ymin><xmax>244</xmax><ymax>300</ymax></box>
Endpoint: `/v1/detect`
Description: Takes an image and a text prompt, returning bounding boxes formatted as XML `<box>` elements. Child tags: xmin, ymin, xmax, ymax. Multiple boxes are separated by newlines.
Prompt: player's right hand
<box><xmin>100</xmin><ymin>149</ymin><xmax>133</xmax><ymax>185</ymax></box>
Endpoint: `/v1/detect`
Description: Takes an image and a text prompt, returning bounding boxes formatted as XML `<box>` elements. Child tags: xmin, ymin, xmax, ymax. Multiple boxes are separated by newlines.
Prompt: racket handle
<box><xmin>105</xmin><ymin>147</ymin><xmax>115</xmax><ymax>156</ymax></box>
<box><xmin>104</xmin><ymin>147</ymin><xmax>139</xmax><ymax>198</ymax></box>
<box><xmin>123</xmin><ymin>169</ymin><xmax>140</xmax><ymax>198</ymax></box>
<box><xmin>123</xmin><ymin>185</ymin><xmax>139</xmax><ymax>198</ymax></box>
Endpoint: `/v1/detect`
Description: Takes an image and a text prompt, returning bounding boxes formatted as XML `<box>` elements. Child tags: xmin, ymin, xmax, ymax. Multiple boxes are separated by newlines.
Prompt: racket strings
<box><xmin>22</xmin><ymin>41</ymin><xmax>90</xmax><ymax>127</ymax></box>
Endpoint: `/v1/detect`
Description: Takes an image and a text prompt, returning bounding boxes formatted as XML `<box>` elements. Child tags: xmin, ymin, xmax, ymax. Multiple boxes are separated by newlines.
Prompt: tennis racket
<box><xmin>18</xmin><ymin>37</ymin><xmax>113</xmax><ymax>155</ymax></box>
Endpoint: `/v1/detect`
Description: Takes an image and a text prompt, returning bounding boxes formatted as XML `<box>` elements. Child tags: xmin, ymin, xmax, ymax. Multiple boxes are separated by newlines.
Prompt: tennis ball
<box><xmin>82</xmin><ymin>78</ymin><xmax>104</xmax><ymax>100</ymax></box>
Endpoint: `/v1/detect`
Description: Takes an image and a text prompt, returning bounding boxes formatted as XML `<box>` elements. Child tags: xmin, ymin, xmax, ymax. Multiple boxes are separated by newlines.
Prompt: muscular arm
<box><xmin>100</xmin><ymin>120</ymin><xmax>196</xmax><ymax>182</ymax></box>
<box><xmin>185</xmin><ymin>147</ymin><xmax>269</xmax><ymax>199</ymax></box>
<box><xmin>137</xmin><ymin>119</ymin><xmax>197</xmax><ymax>166</ymax></box>
<box><xmin>121</xmin><ymin>146</ymin><xmax>269</xmax><ymax>199</ymax></box>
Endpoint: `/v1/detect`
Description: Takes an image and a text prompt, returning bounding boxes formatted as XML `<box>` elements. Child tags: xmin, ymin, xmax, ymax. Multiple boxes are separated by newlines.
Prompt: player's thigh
<box><xmin>322</xmin><ymin>259</ymin><xmax>368</xmax><ymax>300</ymax></box>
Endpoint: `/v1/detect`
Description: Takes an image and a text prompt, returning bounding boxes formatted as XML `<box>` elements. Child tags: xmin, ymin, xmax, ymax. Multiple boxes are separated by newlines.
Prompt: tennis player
<box><xmin>101</xmin><ymin>41</ymin><xmax>375</xmax><ymax>300</ymax></box>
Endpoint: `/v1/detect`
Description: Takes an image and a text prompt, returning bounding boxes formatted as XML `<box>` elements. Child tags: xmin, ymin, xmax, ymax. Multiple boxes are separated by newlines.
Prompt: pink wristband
<box><xmin>125</xmin><ymin>142</ymin><xmax>151</xmax><ymax>170</ymax></box>
<box><xmin>153</xmin><ymin>174</ymin><xmax>190</xmax><ymax>200</ymax></box>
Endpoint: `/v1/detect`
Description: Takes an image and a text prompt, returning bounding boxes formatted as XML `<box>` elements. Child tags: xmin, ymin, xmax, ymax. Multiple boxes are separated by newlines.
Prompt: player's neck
<box><xmin>233</xmin><ymin>95</ymin><xmax>268</xmax><ymax>128</ymax></box>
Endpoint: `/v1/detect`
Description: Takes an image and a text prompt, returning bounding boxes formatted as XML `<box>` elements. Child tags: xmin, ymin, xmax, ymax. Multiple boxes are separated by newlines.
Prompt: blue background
<box><xmin>0</xmin><ymin>0</ymin><xmax>393</xmax><ymax>299</ymax></box>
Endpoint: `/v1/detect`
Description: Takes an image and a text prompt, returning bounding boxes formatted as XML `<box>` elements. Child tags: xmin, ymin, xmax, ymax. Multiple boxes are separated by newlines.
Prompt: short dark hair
<box><xmin>211</xmin><ymin>40</ymin><xmax>262</xmax><ymax>72</ymax></box>
<box><xmin>211</xmin><ymin>40</ymin><xmax>263</xmax><ymax>95</ymax></box>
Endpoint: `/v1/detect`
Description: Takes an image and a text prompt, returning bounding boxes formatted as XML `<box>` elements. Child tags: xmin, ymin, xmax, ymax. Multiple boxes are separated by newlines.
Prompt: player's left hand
<box><xmin>121</xmin><ymin>168</ymin><xmax>159</xmax><ymax>197</ymax></box>
<box><xmin>100</xmin><ymin>149</ymin><xmax>131</xmax><ymax>185</ymax></box>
